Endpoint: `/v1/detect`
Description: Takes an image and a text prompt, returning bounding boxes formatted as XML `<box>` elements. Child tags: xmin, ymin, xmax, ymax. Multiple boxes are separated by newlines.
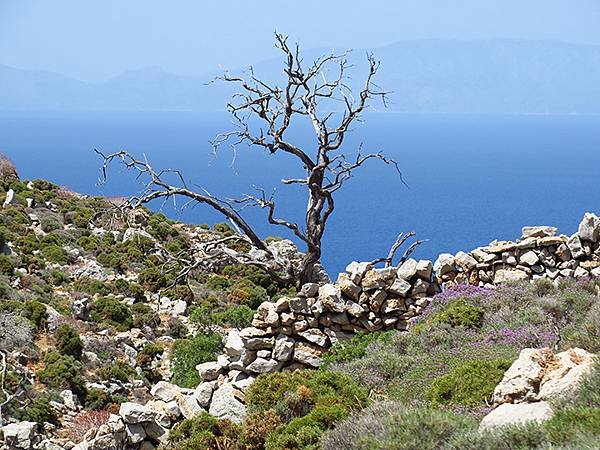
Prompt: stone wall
<box><xmin>68</xmin><ymin>212</ymin><xmax>600</xmax><ymax>449</ymax></box>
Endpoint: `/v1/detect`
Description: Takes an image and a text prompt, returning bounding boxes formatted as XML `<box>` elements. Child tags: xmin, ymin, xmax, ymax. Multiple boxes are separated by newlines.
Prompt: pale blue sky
<box><xmin>1</xmin><ymin>0</ymin><xmax>599</xmax><ymax>81</ymax></box>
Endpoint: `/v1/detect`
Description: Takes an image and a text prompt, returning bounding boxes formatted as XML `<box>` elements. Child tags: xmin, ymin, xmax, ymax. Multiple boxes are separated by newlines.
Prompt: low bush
<box><xmin>166</xmin><ymin>412</ymin><xmax>241</xmax><ymax>450</ymax></box>
<box><xmin>37</xmin><ymin>351</ymin><xmax>87</xmax><ymax>398</ymax></box>
<box><xmin>23</xmin><ymin>395</ymin><xmax>59</xmax><ymax>425</ymax></box>
<box><xmin>131</xmin><ymin>302</ymin><xmax>160</xmax><ymax>329</ymax></box>
<box><xmin>23</xmin><ymin>300</ymin><xmax>48</xmax><ymax>331</ymax></box>
<box><xmin>90</xmin><ymin>297</ymin><xmax>132</xmax><ymax>331</ymax></box>
<box><xmin>425</xmin><ymin>359</ymin><xmax>511</xmax><ymax>407</ymax></box>
<box><xmin>427</xmin><ymin>298</ymin><xmax>485</xmax><ymax>329</ymax></box>
<box><xmin>171</xmin><ymin>332</ymin><xmax>223</xmax><ymax>388</ymax></box>
<box><xmin>322</xmin><ymin>401</ymin><xmax>477</xmax><ymax>450</ymax></box>
<box><xmin>210</xmin><ymin>304</ymin><xmax>254</xmax><ymax>329</ymax></box>
<box><xmin>40</xmin><ymin>243</ymin><xmax>69</xmax><ymax>265</ymax></box>
<box><xmin>55</xmin><ymin>324</ymin><xmax>83</xmax><ymax>359</ymax></box>
<box><xmin>96</xmin><ymin>360</ymin><xmax>135</xmax><ymax>383</ymax></box>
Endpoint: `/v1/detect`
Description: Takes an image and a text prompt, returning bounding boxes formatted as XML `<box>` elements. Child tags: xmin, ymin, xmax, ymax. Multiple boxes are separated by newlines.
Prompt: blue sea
<box><xmin>1</xmin><ymin>111</ymin><xmax>599</xmax><ymax>277</ymax></box>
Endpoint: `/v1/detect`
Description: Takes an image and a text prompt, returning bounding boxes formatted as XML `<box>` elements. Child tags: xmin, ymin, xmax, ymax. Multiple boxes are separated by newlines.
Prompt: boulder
<box><xmin>298</xmin><ymin>329</ymin><xmax>329</xmax><ymax>347</ymax></box>
<box><xmin>454</xmin><ymin>251</ymin><xmax>477</xmax><ymax>270</ymax></box>
<box><xmin>2</xmin><ymin>188</ymin><xmax>16</xmax><ymax>208</ymax></box>
<box><xmin>396</xmin><ymin>259</ymin><xmax>418</xmax><ymax>280</ymax></box>
<box><xmin>225</xmin><ymin>329</ymin><xmax>244</xmax><ymax>358</ymax></box>
<box><xmin>150</xmin><ymin>381</ymin><xmax>181</xmax><ymax>403</ymax></box>
<box><xmin>119</xmin><ymin>402</ymin><xmax>155</xmax><ymax>424</ymax></box>
<box><xmin>521</xmin><ymin>226</ymin><xmax>557</xmax><ymax>239</ymax></box>
<box><xmin>125</xmin><ymin>423</ymin><xmax>146</xmax><ymax>444</ymax></box>
<box><xmin>388</xmin><ymin>278</ymin><xmax>411</xmax><ymax>297</ymax></box>
<box><xmin>361</xmin><ymin>268</ymin><xmax>395</xmax><ymax>290</ymax></box>
<box><xmin>415</xmin><ymin>260</ymin><xmax>433</xmax><ymax>280</ymax></box>
<box><xmin>538</xmin><ymin>348</ymin><xmax>596</xmax><ymax>400</ymax></box>
<box><xmin>192</xmin><ymin>382</ymin><xmax>215</xmax><ymax>409</ymax></box>
<box><xmin>253</xmin><ymin>302</ymin><xmax>280</xmax><ymax>328</ymax></box>
<box><xmin>519</xmin><ymin>250</ymin><xmax>540</xmax><ymax>266</ymax></box>
<box><xmin>567</xmin><ymin>234</ymin><xmax>585</xmax><ymax>259</ymax></box>
<box><xmin>71</xmin><ymin>297</ymin><xmax>91</xmax><ymax>321</ymax></box>
<box><xmin>345</xmin><ymin>261</ymin><xmax>372</xmax><ymax>284</ymax></box>
<box><xmin>318</xmin><ymin>284</ymin><xmax>345</xmax><ymax>313</ymax></box>
<box><xmin>479</xmin><ymin>401</ymin><xmax>554</xmax><ymax>431</ymax></box>
<box><xmin>272</xmin><ymin>334</ymin><xmax>295</xmax><ymax>361</ymax></box>
<box><xmin>1</xmin><ymin>421</ymin><xmax>37</xmax><ymax>449</ymax></box>
<box><xmin>336</xmin><ymin>272</ymin><xmax>361</xmax><ymax>301</ymax></box>
<box><xmin>293</xmin><ymin>342</ymin><xmax>324</xmax><ymax>367</ymax></box>
<box><xmin>493</xmin><ymin>348</ymin><xmax>544</xmax><ymax>404</ymax></box>
<box><xmin>208</xmin><ymin>383</ymin><xmax>247</xmax><ymax>424</ymax></box>
<box><xmin>299</xmin><ymin>283</ymin><xmax>319</xmax><ymax>298</ymax></box>
<box><xmin>433</xmin><ymin>253</ymin><xmax>455</xmax><ymax>278</ymax></box>
<box><xmin>493</xmin><ymin>268</ymin><xmax>528</xmax><ymax>284</ymax></box>
<box><xmin>578</xmin><ymin>212</ymin><xmax>600</xmax><ymax>243</ymax></box>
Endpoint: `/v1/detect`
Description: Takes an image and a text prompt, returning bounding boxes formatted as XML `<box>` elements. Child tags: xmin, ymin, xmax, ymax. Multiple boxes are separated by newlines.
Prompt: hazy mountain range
<box><xmin>2</xmin><ymin>39</ymin><xmax>600</xmax><ymax>114</ymax></box>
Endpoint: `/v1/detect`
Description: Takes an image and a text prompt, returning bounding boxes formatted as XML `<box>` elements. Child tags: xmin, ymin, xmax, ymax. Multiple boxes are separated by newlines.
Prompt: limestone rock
<box><xmin>318</xmin><ymin>284</ymin><xmax>345</xmax><ymax>313</ymax></box>
<box><xmin>208</xmin><ymin>383</ymin><xmax>246</xmax><ymax>424</ymax></box>
<box><xmin>119</xmin><ymin>402</ymin><xmax>155</xmax><ymax>424</ymax></box>
<box><xmin>567</xmin><ymin>234</ymin><xmax>585</xmax><ymax>259</ymax></box>
<box><xmin>578</xmin><ymin>212</ymin><xmax>600</xmax><ymax>243</ymax></box>
<box><xmin>150</xmin><ymin>381</ymin><xmax>181</xmax><ymax>403</ymax></box>
<box><xmin>388</xmin><ymin>278</ymin><xmax>411</xmax><ymax>297</ymax></box>
<box><xmin>415</xmin><ymin>260</ymin><xmax>433</xmax><ymax>280</ymax></box>
<box><xmin>479</xmin><ymin>401</ymin><xmax>554</xmax><ymax>431</ymax></box>
<box><xmin>434</xmin><ymin>253</ymin><xmax>455</xmax><ymax>278</ymax></box>
<box><xmin>396</xmin><ymin>258</ymin><xmax>418</xmax><ymax>280</ymax></box>
<box><xmin>225</xmin><ymin>329</ymin><xmax>244</xmax><ymax>358</ymax></box>
<box><xmin>493</xmin><ymin>348</ymin><xmax>544</xmax><ymax>404</ymax></box>
<box><xmin>1</xmin><ymin>421</ymin><xmax>37</xmax><ymax>449</ymax></box>
<box><xmin>293</xmin><ymin>342</ymin><xmax>324</xmax><ymax>367</ymax></box>
<box><xmin>519</xmin><ymin>250</ymin><xmax>540</xmax><ymax>266</ymax></box>
<box><xmin>538</xmin><ymin>348</ymin><xmax>596</xmax><ymax>400</ymax></box>
<box><xmin>345</xmin><ymin>261</ymin><xmax>372</xmax><ymax>284</ymax></box>
<box><xmin>273</xmin><ymin>334</ymin><xmax>295</xmax><ymax>361</ymax></box>
<box><xmin>521</xmin><ymin>226</ymin><xmax>557</xmax><ymax>239</ymax></box>
<box><xmin>454</xmin><ymin>251</ymin><xmax>477</xmax><ymax>270</ymax></box>
<box><xmin>336</xmin><ymin>272</ymin><xmax>361</xmax><ymax>301</ymax></box>
<box><xmin>494</xmin><ymin>268</ymin><xmax>528</xmax><ymax>284</ymax></box>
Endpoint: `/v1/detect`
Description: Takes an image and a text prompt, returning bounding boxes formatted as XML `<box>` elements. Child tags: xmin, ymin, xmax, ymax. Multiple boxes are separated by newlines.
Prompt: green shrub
<box><xmin>55</xmin><ymin>325</ymin><xmax>83</xmax><ymax>359</ymax></box>
<box><xmin>44</xmin><ymin>269</ymin><xmax>69</xmax><ymax>286</ymax></box>
<box><xmin>23</xmin><ymin>395</ymin><xmax>59</xmax><ymax>425</ymax></box>
<box><xmin>322</xmin><ymin>331</ymin><xmax>395</xmax><ymax>366</ymax></box>
<box><xmin>131</xmin><ymin>302</ymin><xmax>160</xmax><ymax>329</ymax></box>
<box><xmin>90</xmin><ymin>297</ymin><xmax>132</xmax><ymax>331</ymax></box>
<box><xmin>322</xmin><ymin>401</ymin><xmax>478</xmax><ymax>450</ymax></box>
<box><xmin>96</xmin><ymin>360</ymin><xmax>135</xmax><ymax>383</ymax></box>
<box><xmin>23</xmin><ymin>300</ymin><xmax>48</xmax><ymax>331</ymax></box>
<box><xmin>136</xmin><ymin>343</ymin><xmax>164</xmax><ymax>367</ymax></box>
<box><xmin>40</xmin><ymin>243</ymin><xmax>69</xmax><ymax>265</ymax></box>
<box><xmin>426</xmin><ymin>359</ymin><xmax>511</xmax><ymax>407</ymax></box>
<box><xmin>73</xmin><ymin>277</ymin><xmax>110</xmax><ymax>296</ymax></box>
<box><xmin>221</xmin><ymin>264</ymin><xmax>277</xmax><ymax>296</ymax></box>
<box><xmin>0</xmin><ymin>255</ymin><xmax>16</xmax><ymax>275</ymax></box>
<box><xmin>166</xmin><ymin>412</ymin><xmax>241</xmax><ymax>450</ymax></box>
<box><xmin>227</xmin><ymin>279</ymin><xmax>269</xmax><ymax>309</ymax></box>
<box><xmin>171</xmin><ymin>332</ymin><xmax>223</xmax><ymax>388</ymax></box>
<box><xmin>37</xmin><ymin>351</ymin><xmax>87</xmax><ymax>398</ymax></box>
<box><xmin>40</xmin><ymin>215</ymin><xmax>62</xmax><ymax>233</ymax></box>
<box><xmin>428</xmin><ymin>299</ymin><xmax>485</xmax><ymax>329</ymax></box>
<box><xmin>85</xmin><ymin>388</ymin><xmax>111</xmax><ymax>410</ymax></box>
<box><xmin>545</xmin><ymin>407</ymin><xmax>600</xmax><ymax>445</ymax></box>
<box><xmin>167</xmin><ymin>317</ymin><xmax>188</xmax><ymax>339</ymax></box>
<box><xmin>210</xmin><ymin>304</ymin><xmax>254</xmax><ymax>329</ymax></box>
<box><xmin>138</xmin><ymin>267</ymin><xmax>169</xmax><ymax>292</ymax></box>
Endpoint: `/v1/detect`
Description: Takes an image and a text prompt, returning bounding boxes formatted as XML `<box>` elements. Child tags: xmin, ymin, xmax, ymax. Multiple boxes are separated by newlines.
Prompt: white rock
<box><xmin>345</xmin><ymin>261</ymin><xmax>372</xmax><ymax>284</ymax></box>
<box><xmin>125</xmin><ymin>423</ymin><xmax>146</xmax><ymax>444</ymax></box>
<box><xmin>538</xmin><ymin>348</ymin><xmax>596</xmax><ymax>400</ymax></box>
<box><xmin>225</xmin><ymin>329</ymin><xmax>244</xmax><ymax>358</ymax></box>
<box><xmin>246</xmin><ymin>357</ymin><xmax>281</xmax><ymax>374</ymax></box>
<box><xmin>434</xmin><ymin>253</ymin><xmax>455</xmax><ymax>278</ymax></box>
<box><xmin>415</xmin><ymin>260</ymin><xmax>433</xmax><ymax>280</ymax></box>
<box><xmin>336</xmin><ymin>272</ymin><xmax>361</xmax><ymax>301</ymax></box>
<box><xmin>196</xmin><ymin>360</ymin><xmax>225</xmax><ymax>381</ymax></box>
<box><xmin>479</xmin><ymin>401</ymin><xmax>554</xmax><ymax>431</ymax></box>
<box><xmin>2</xmin><ymin>189</ymin><xmax>16</xmax><ymax>208</ymax></box>
<box><xmin>150</xmin><ymin>381</ymin><xmax>181</xmax><ymax>403</ymax></box>
<box><xmin>519</xmin><ymin>250</ymin><xmax>540</xmax><ymax>266</ymax></box>
<box><xmin>59</xmin><ymin>389</ymin><xmax>78</xmax><ymax>410</ymax></box>
<box><xmin>318</xmin><ymin>284</ymin><xmax>345</xmax><ymax>313</ymax></box>
<box><xmin>192</xmin><ymin>382</ymin><xmax>215</xmax><ymax>409</ymax></box>
<box><xmin>521</xmin><ymin>226</ymin><xmax>557</xmax><ymax>239</ymax></box>
<box><xmin>298</xmin><ymin>329</ymin><xmax>329</xmax><ymax>347</ymax></box>
<box><xmin>454</xmin><ymin>251</ymin><xmax>478</xmax><ymax>270</ymax></box>
<box><xmin>396</xmin><ymin>258</ymin><xmax>418</xmax><ymax>280</ymax></box>
<box><xmin>567</xmin><ymin>234</ymin><xmax>585</xmax><ymax>259</ymax></box>
<box><xmin>208</xmin><ymin>383</ymin><xmax>247</xmax><ymax>424</ymax></box>
<box><xmin>177</xmin><ymin>394</ymin><xmax>205</xmax><ymax>419</ymax></box>
<box><xmin>273</xmin><ymin>334</ymin><xmax>295</xmax><ymax>361</ymax></box>
<box><xmin>1</xmin><ymin>421</ymin><xmax>37</xmax><ymax>449</ymax></box>
<box><xmin>578</xmin><ymin>212</ymin><xmax>600</xmax><ymax>243</ymax></box>
<box><xmin>493</xmin><ymin>268</ymin><xmax>528</xmax><ymax>284</ymax></box>
<box><xmin>388</xmin><ymin>278</ymin><xmax>411</xmax><ymax>296</ymax></box>
<box><xmin>119</xmin><ymin>402</ymin><xmax>155</xmax><ymax>424</ymax></box>
<box><xmin>122</xmin><ymin>228</ymin><xmax>154</xmax><ymax>243</ymax></box>
<box><xmin>493</xmin><ymin>348</ymin><xmax>544</xmax><ymax>404</ymax></box>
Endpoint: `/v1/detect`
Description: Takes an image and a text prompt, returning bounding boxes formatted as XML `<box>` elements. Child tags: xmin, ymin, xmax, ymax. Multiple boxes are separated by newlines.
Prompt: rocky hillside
<box><xmin>0</xmin><ymin>158</ymin><xmax>598</xmax><ymax>450</ymax></box>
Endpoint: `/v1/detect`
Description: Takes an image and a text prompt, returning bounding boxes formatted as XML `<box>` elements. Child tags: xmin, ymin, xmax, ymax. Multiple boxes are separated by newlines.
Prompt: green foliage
<box><xmin>322</xmin><ymin>331</ymin><xmax>396</xmax><ymax>367</ymax></box>
<box><xmin>167</xmin><ymin>317</ymin><xmax>188</xmax><ymax>339</ymax></box>
<box><xmin>55</xmin><ymin>324</ymin><xmax>83</xmax><ymax>359</ymax></box>
<box><xmin>138</xmin><ymin>267</ymin><xmax>169</xmax><ymax>292</ymax></box>
<box><xmin>23</xmin><ymin>395</ymin><xmax>59</xmax><ymax>425</ymax></box>
<box><xmin>166</xmin><ymin>412</ymin><xmax>241</xmax><ymax>450</ymax></box>
<box><xmin>96</xmin><ymin>360</ymin><xmax>135</xmax><ymax>383</ymax></box>
<box><xmin>425</xmin><ymin>359</ymin><xmax>512</xmax><ymax>407</ymax></box>
<box><xmin>227</xmin><ymin>279</ymin><xmax>269</xmax><ymax>309</ymax></box>
<box><xmin>40</xmin><ymin>243</ymin><xmax>69</xmax><ymax>265</ymax></box>
<box><xmin>221</xmin><ymin>264</ymin><xmax>277</xmax><ymax>296</ymax></box>
<box><xmin>37</xmin><ymin>351</ymin><xmax>87</xmax><ymax>398</ymax></box>
<box><xmin>73</xmin><ymin>277</ymin><xmax>110</xmax><ymax>296</ymax></box>
<box><xmin>131</xmin><ymin>302</ymin><xmax>160</xmax><ymax>329</ymax></box>
<box><xmin>322</xmin><ymin>401</ymin><xmax>478</xmax><ymax>450</ymax></box>
<box><xmin>85</xmin><ymin>388</ymin><xmax>111</xmax><ymax>410</ymax></box>
<box><xmin>0</xmin><ymin>255</ymin><xmax>16</xmax><ymax>275</ymax></box>
<box><xmin>23</xmin><ymin>300</ymin><xmax>48</xmax><ymax>331</ymax></box>
<box><xmin>136</xmin><ymin>343</ymin><xmax>164</xmax><ymax>367</ymax></box>
<box><xmin>171</xmin><ymin>332</ymin><xmax>223</xmax><ymax>388</ymax></box>
<box><xmin>90</xmin><ymin>297</ymin><xmax>132</xmax><ymax>331</ymax></box>
<box><xmin>213</xmin><ymin>222</ymin><xmax>234</xmax><ymax>236</ymax></box>
<box><xmin>427</xmin><ymin>298</ymin><xmax>485</xmax><ymax>329</ymax></box>
<box><xmin>210</xmin><ymin>304</ymin><xmax>254</xmax><ymax>329</ymax></box>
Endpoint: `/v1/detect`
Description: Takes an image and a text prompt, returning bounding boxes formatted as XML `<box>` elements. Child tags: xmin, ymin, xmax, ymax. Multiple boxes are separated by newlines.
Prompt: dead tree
<box><xmin>98</xmin><ymin>33</ymin><xmax>414</xmax><ymax>287</ymax></box>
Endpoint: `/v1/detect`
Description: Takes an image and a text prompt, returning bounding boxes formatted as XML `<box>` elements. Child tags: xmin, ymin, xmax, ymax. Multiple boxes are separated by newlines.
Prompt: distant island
<box><xmin>2</xmin><ymin>39</ymin><xmax>600</xmax><ymax>114</ymax></box>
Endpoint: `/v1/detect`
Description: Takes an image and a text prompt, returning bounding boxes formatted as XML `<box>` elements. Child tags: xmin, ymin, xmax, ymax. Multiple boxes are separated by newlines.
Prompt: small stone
<box><xmin>493</xmin><ymin>268</ymin><xmax>528</xmax><ymax>284</ymax></box>
<box><xmin>454</xmin><ymin>251</ymin><xmax>478</xmax><ymax>270</ymax></box>
<box><xmin>126</xmin><ymin>423</ymin><xmax>146</xmax><ymax>444</ymax></box>
<box><xmin>193</xmin><ymin>382</ymin><xmax>215</xmax><ymax>409</ymax></box>
<box><xmin>434</xmin><ymin>253</ymin><xmax>455</xmax><ymax>278</ymax></box>
<box><xmin>225</xmin><ymin>329</ymin><xmax>244</xmax><ymax>358</ymax></box>
<box><xmin>298</xmin><ymin>329</ymin><xmax>329</xmax><ymax>347</ymax></box>
<box><xmin>388</xmin><ymin>278</ymin><xmax>411</xmax><ymax>296</ymax></box>
<box><xmin>578</xmin><ymin>212</ymin><xmax>600</xmax><ymax>243</ymax></box>
<box><xmin>246</xmin><ymin>357</ymin><xmax>281</xmax><ymax>374</ymax></box>
<box><xmin>209</xmin><ymin>383</ymin><xmax>247</xmax><ymax>424</ymax></box>
<box><xmin>337</xmin><ymin>272</ymin><xmax>361</xmax><ymax>301</ymax></box>
<box><xmin>345</xmin><ymin>261</ymin><xmax>373</xmax><ymax>284</ymax></box>
<box><xmin>415</xmin><ymin>260</ymin><xmax>433</xmax><ymax>280</ymax></box>
<box><xmin>272</xmin><ymin>334</ymin><xmax>295</xmax><ymax>361</ymax></box>
<box><xmin>299</xmin><ymin>283</ymin><xmax>319</xmax><ymax>298</ymax></box>
<box><xmin>521</xmin><ymin>226</ymin><xmax>557</xmax><ymax>239</ymax></box>
<box><xmin>293</xmin><ymin>342</ymin><xmax>324</xmax><ymax>367</ymax></box>
<box><xmin>150</xmin><ymin>381</ymin><xmax>181</xmax><ymax>403</ymax></box>
<box><xmin>318</xmin><ymin>284</ymin><xmax>345</xmax><ymax>312</ymax></box>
